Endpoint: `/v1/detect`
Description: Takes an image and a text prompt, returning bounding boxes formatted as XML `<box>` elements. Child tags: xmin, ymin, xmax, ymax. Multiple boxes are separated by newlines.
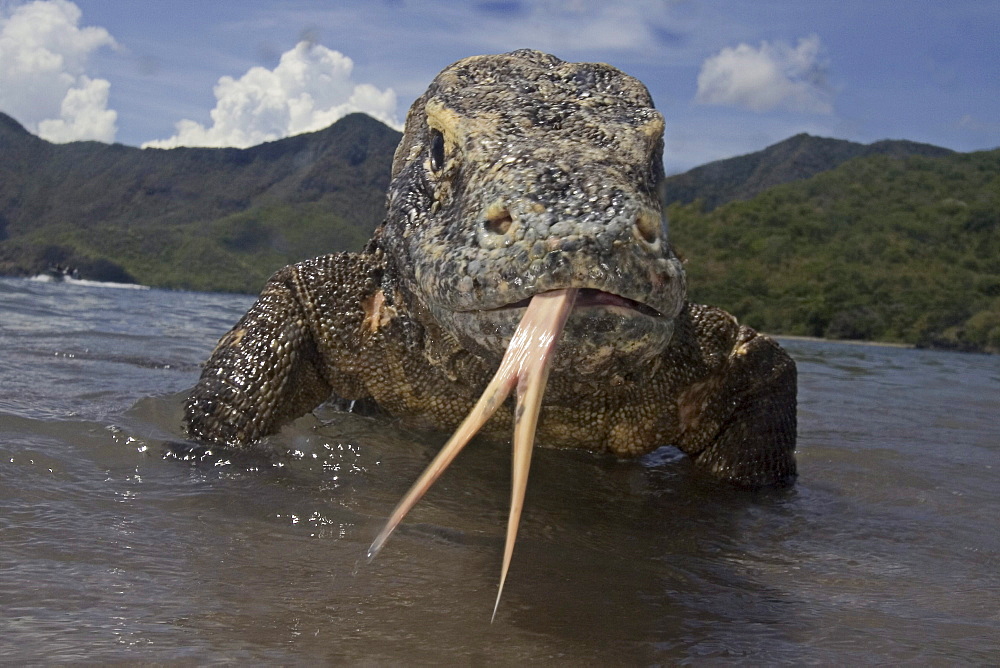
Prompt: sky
<box><xmin>1</xmin><ymin>0</ymin><xmax>998</xmax><ymax>173</ymax></box>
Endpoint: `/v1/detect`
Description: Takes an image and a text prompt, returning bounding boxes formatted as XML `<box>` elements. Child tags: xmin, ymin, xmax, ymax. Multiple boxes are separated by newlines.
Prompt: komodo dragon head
<box><xmin>367</xmin><ymin>50</ymin><xmax>688</xmax><ymax>617</ymax></box>
<box><xmin>375</xmin><ymin>49</ymin><xmax>686</xmax><ymax>375</ymax></box>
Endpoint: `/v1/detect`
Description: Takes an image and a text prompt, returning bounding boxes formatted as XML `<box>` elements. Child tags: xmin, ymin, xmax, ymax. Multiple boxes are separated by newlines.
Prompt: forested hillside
<box><xmin>2</xmin><ymin>112</ymin><xmax>997</xmax><ymax>351</ymax></box>
<box><xmin>669</xmin><ymin>149</ymin><xmax>1000</xmax><ymax>353</ymax></box>
<box><xmin>0</xmin><ymin>112</ymin><xmax>400</xmax><ymax>292</ymax></box>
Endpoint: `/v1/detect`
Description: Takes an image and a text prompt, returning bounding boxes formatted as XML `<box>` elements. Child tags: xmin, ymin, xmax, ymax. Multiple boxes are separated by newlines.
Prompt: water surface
<box><xmin>1</xmin><ymin>277</ymin><xmax>998</xmax><ymax>663</ymax></box>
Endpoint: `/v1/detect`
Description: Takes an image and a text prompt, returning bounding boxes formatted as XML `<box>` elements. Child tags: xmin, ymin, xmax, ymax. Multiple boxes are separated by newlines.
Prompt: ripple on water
<box><xmin>1</xmin><ymin>278</ymin><xmax>998</xmax><ymax>663</ymax></box>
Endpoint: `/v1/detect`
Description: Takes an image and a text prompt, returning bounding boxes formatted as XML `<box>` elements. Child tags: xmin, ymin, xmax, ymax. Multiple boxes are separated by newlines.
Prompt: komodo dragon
<box><xmin>185</xmin><ymin>49</ymin><xmax>797</xmax><ymax>614</ymax></box>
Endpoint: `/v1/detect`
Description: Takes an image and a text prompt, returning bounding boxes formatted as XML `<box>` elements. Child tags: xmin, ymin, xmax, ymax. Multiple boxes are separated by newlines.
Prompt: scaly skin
<box><xmin>185</xmin><ymin>50</ymin><xmax>797</xmax><ymax>487</ymax></box>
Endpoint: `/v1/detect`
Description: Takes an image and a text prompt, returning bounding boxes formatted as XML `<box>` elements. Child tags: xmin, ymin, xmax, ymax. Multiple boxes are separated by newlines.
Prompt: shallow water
<box><xmin>1</xmin><ymin>276</ymin><xmax>998</xmax><ymax>663</ymax></box>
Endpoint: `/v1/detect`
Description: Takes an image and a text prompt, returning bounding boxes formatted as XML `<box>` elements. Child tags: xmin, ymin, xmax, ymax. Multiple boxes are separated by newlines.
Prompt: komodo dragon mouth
<box><xmin>429</xmin><ymin>280</ymin><xmax>678</xmax><ymax>379</ymax></box>
<box><xmin>368</xmin><ymin>288</ymin><xmax>579</xmax><ymax>620</ymax></box>
<box><xmin>492</xmin><ymin>287</ymin><xmax>664</xmax><ymax>317</ymax></box>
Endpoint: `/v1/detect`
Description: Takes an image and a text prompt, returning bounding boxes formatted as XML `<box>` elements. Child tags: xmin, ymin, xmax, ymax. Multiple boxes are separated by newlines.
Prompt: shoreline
<box><xmin>773</xmin><ymin>334</ymin><xmax>994</xmax><ymax>355</ymax></box>
<box><xmin>771</xmin><ymin>334</ymin><xmax>914</xmax><ymax>349</ymax></box>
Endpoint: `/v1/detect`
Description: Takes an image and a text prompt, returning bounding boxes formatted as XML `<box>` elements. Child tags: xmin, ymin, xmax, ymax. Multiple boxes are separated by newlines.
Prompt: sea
<box><xmin>1</xmin><ymin>275</ymin><xmax>998</xmax><ymax>664</ymax></box>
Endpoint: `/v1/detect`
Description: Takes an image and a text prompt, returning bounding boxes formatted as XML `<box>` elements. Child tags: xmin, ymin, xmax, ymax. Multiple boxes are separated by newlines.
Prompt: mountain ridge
<box><xmin>1</xmin><ymin>113</ymin><xmax>996</xmax><ymax>351</ymax></box>
<box><xmin>663</xmin><ymin>133</ymin><xmax>955</xmax><ymax>210</ymax></box>
<box><xmin>0</xmin><ymin>112</ymin><xmax>401</xmax><ymax>291</ymax></box>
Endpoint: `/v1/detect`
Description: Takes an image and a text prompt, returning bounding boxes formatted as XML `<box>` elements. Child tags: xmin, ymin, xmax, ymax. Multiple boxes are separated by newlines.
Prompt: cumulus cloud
<box><xmin>0</xmin><ymin>0</ymin><xmax>118</xmax><ymax>142</ymax></box>
<box><xmin>696</xmin><ymin>35</ymin><xmax>833</xmax><ymax>114</ymax></box>
<box><xmin>143</xmin><ymin>41</ymin><xmax>400</xmax><ymax>149</ymax></box>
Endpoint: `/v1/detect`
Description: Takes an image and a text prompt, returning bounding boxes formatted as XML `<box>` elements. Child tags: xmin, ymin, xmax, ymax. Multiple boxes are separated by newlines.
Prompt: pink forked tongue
<box><xmin>367</xmin><ymin>288</ymin><xmax>579</xmax><ymax>621</ymax></box>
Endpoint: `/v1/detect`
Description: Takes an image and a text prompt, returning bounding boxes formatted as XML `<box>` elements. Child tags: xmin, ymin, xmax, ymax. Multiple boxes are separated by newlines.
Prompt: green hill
<box><xmin>663</xmin><ymin>133</ymin><xmax>955</xmax><ymax>211</ymax></box>
<box><xmin>0</xmin><ymin>112</ymin><xmax>400</xmax><ymax>292</ymax></box>
<box><xmin>668</xmin><ymin>149</ymin><xmax>1000</xmax><ymax>353</ymax></box>
<box><xmin>1</xmin><ymin>113</ymin><xmax>997</xmax><ymax>352</ymax></box>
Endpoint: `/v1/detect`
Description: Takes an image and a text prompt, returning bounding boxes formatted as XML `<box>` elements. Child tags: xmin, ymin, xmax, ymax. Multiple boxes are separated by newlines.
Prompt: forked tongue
<box><xmin>367</xmin><ymin>288</ymin><xmax>579</xmax><ymax>621</ymax></box>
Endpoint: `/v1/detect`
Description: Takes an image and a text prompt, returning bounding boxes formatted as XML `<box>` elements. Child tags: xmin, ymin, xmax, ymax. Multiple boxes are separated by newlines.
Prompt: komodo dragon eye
<box><xmin>429</xmin><ymin>129</ymin><xmax>446</xmax><ymax>173</ymax></box>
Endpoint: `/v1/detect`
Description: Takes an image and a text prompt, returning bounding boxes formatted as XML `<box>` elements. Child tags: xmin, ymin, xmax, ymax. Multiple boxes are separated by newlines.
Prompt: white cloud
<box><xmin>35</xmin><ymin>75</ymin><xmax>116</xmax><ymax>142</ymax></box>
<box><xmin>695</xmin><ymin>35</ymin><xmax>833</xmax><ymax>114</ymax></box>
<box><xmin>143</xmin><ymin>41</ymin><xmax>400</xmax><ymax>149</ymax></box>
<box><xmin>0</xmin><ymin>0</ymin><xmax>118</xmax><ymax>142</ymax></box>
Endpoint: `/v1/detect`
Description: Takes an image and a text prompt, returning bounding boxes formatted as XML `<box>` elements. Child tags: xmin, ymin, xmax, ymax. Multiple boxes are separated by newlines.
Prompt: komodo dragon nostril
<box><xmin>484</xmin><ymin>204</ymin><xmax>513</xmax><ymax>235</ymax></box>
<box><xmin>633</xmin><ymin>210</ymin><xmax>661</xmax><ymax>245</ymax></box>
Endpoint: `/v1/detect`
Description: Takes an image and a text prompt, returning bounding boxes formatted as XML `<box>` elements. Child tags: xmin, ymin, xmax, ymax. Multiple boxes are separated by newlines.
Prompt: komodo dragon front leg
<box><xmin>682</xmin><ymin>335</ymin><xmax>798</xmax><ymax>487</ymax></box>
<box><xmin>185</xmin><ymin>255</ymin><xmax>377</xmax><ymax>447</ymax></box>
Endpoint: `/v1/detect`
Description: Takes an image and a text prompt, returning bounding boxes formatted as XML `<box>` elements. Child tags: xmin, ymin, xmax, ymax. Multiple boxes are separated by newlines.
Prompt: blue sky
<box><xmin>1</xmin><ymin>0</ymin><xmax>997</xmax><ymax>172</ymax></box>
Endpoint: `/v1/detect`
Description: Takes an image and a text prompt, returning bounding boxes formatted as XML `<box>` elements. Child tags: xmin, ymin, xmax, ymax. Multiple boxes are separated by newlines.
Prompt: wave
<box><xmin>29</xmin><ymin>273</ymin><xmax>150</xmax><ymax>290</ymax></box>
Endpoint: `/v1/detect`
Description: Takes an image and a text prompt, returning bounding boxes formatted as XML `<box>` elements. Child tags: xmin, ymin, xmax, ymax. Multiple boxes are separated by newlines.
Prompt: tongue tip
<box><xmin>490</xmin><ymin>287</ymin><xmax>577</xmax><ymax>619</ymax></box>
